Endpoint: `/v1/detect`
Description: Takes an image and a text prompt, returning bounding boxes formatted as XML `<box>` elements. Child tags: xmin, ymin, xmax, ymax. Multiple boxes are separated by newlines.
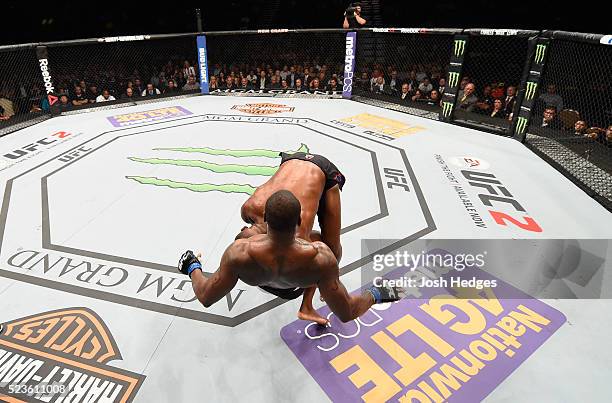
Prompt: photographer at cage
<box><xmin>343</xmin><ymin>2</ymin><xmax>366</xmax><ymax>29</ymax></box>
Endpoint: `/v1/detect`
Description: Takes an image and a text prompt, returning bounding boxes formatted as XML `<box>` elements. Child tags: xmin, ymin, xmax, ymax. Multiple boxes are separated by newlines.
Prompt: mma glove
<box><xmin>367</xmin><ymin>284</ymin><xmax>406</xmax><ymax>304</ymax></box>
<box><xmin>178</xmin><ymin>250</ymin><xmax>202</xmax><ymax>277</ymax></box>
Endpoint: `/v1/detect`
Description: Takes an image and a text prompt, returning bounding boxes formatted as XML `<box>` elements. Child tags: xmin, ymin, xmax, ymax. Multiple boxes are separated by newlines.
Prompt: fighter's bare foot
<box><xmin>298</xmin><ymin>309</ymin><xmax>329</xmax><ymax>326</ymax></box>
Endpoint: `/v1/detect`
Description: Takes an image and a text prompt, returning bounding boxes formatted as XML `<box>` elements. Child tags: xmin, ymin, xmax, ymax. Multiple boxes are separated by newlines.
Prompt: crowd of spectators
<box><xmin>0</xmin><ymin>58</ymin><xmax>203</xmax><ymax>119</ymax></box>
<box><xmin>0</xmin><ymin>53</ymin><xmax>610</xmax><ymax>149</ymax></box>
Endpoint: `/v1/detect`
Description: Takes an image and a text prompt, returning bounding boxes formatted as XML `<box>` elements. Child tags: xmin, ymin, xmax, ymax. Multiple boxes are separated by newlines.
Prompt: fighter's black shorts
<box><xmin>279</xmin><ymin>152</ymin><xmax>346</xmax><ymax>226</ymax></box>
<box><xmin>259</xmin><ymin>285</ymin><xmax>304</xmax><ymax>300</ymax></box>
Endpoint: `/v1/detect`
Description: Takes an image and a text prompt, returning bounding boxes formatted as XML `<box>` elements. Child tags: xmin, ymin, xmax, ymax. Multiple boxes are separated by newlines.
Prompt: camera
<box><xmin>345</xmin><ymin>2</ymin><xmax>361</xmax><ymax>17</ymax></box>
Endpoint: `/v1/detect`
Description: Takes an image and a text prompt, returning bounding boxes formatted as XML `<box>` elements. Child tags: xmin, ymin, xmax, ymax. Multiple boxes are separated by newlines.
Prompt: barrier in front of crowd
<box><xmin>0</xmin><ymin>28</ymin><xmax>610</xmax><ymax>210</ymax></box>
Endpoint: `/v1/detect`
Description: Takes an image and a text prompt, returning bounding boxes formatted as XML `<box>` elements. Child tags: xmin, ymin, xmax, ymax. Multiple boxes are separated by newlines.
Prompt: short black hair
<box><xmin>264</xmin><ymin>190</ymin><xmax>301</xmax><ymax>232</ymax></box>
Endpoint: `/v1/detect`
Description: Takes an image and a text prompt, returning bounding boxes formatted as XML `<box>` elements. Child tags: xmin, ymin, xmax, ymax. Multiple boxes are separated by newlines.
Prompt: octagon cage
<box><xmin>1</xmin><ymin>28</ymin><xmax>610</xmax><ymax>211</ymax></box>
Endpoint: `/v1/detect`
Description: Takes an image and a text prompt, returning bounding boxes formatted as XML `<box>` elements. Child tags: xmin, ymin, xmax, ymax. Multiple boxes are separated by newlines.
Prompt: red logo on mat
<box><xmin>48</xmin><ymin>94</ymin><xmax>58</xmax><ymax>106</ymax></box>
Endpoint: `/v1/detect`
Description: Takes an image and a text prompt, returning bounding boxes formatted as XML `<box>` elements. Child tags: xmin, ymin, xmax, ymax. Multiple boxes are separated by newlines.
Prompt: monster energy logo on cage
<box><xmin>453</xmin><ymin>39</ymin><xmax>466</xmax><ymax>57</ymax></box>
<box><xmin>126</xmin><ymin>143</ymin><xmax>310</xmax><ymax>194</ymax></box>
<box><xmin>525</xmin><ymin>82</ymin><xmax>538</xmax><ymax>101</ymax></box>
<box><xmin>448</xmin><ymin>72</ymin><xmax>460</xmax><ymax>88</ymax></box>
<box><xmin>535</xmin><ymin>44</ymin><xmax>547</xmax><ymax>64</ymax></box>
<box><xmin>516</xmin><ymin>117</ymin><xmax>528</xmax><ymax>135</ymax></box>
<box><xmin>442</xmin><ymin>101</ymin><xmax>454</xmax><ymax>118</ymax></box>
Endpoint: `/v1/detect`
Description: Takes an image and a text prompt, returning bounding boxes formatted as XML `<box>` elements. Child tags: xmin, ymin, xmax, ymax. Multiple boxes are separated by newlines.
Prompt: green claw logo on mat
<box><xmin>126</xmin><ymin>143</ymin><xmax>310</xmax><ymax>195</ymax></box>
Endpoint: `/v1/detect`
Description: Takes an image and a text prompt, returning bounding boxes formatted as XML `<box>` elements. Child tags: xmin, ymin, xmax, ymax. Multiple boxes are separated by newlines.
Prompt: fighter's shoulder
<box><xmin>224</xmin><ymin>239</ymin><xmax>255</xmax><ymax>265</ymax></box>
<box><xmin>310</xmin><ymin>241</ymin><xmax>337</xmax><ymax>268</ymax></box>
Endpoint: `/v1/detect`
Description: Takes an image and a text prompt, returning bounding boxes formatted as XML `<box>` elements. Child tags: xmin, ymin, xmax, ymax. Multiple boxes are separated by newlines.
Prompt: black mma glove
<box><xmin>178</xmin><ymin>250</ymin><xmax>202</xmax><ymax>277</ymax></box>
<box><xmin>367</xmin><ymin>284</ymin><xmax>406</xmax><ymax>304</ymax></box>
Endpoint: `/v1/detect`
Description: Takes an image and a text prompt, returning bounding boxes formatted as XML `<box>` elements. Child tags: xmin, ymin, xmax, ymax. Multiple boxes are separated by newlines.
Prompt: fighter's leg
<box><xmin>319</xmin><ymin>185</ymin><xmax>342</xmax><ymax>261</ymax></box>
<box><xmin>297</xmin><ymin>286</ymin><xmax>329</xmax><ymax>325</ymax></box>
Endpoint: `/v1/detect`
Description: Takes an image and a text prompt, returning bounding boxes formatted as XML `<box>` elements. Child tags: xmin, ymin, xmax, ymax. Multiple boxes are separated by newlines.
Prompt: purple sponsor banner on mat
<box><xmin>281</xmin><ymin>266</ymin><xmax>566</xmax><ymax>402</ymax></box>
<box><xmin>107</xmin><ymin>106</ymin><xmax>193</xmax><ymax>127</ymax></box>
<box><xmin>342</xmin><ymin>32</ymin><xmax>357</xmax><ymax>99</ymax></box>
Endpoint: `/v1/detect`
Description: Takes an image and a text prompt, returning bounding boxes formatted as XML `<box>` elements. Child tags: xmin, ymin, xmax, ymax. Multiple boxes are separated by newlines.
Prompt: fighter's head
<box><xmin>264</xmin><ymin>190</ymin><xmax>301</xmax><ymax>234</ymax></box>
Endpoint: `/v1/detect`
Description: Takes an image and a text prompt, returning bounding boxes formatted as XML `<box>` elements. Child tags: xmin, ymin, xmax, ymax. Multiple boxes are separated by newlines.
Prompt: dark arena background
<box><xmin>0</xmin><ymin>1</ymin><xmax>611</xmax><ymax>402</ymax></box>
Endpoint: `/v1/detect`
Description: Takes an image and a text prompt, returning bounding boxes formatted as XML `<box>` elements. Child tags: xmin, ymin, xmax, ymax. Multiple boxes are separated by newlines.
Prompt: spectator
<box><xmin>303</xmin><ymin>67</ymin><xmax>313</xmax><ymax>87</ymax></box>
<box><xmin>71</xmin><ymin>86</ymin><xmax>88</xmax><ymax>107</ymax></box>
<box><xmin>96</xmin><ymin>89</ymin><xmax>116</xmax><ymax>102</ymax></box>
<box><xmin>539</xmin><ymin>84</ymin><xmax>564</xmax><ymax>112</ymax></box>
<box><xmin>309</xmin><ymin>78</ymin><xmax>322</xmax><ymax>91</ymax></box>
<box><xmin>286</xmin><ymin>66</ymin><xmax>298</xmax><ymax>87</ymax></box>
<box><xmin>142</xmin><ymin>83</ymin><xmax>161</xmax><ymax>97</ymax></box>
<box><xmin>539</xmin><ymin>106</ymin><xmax>562</xmax><ymax>129</ymax></box>
<box><xmin>326</xmin><ymin>78</ymin><xmax>340</xmax><ymax>92</ymax></box>
<box><xmin>86</xmin><ymin>85</ymin><xmax>100</xmax><ymax>103</ymax></box>
<box><xmin>503</xmin><ymin>86</ymin><xmax>517</xmax><ymax>116</ymax></box>
<box><xmin>437</xmin><ymin>78</ymin><xmax>446</xmax><ymax>95</ymax></box>
<box><xmin>280</xmin><ymin>79</ymin><xmax>290</xmax><ymax>91</ymax></box>
<box><xmin>164</xmin><ymin>80</ymin><xmax>179</xmax><ymax>94</ymax></box>
<box><xmin>604</xmin><ymin>125</ymin><xmax>612</xmax><ymax>146</ymax></box>
<box><xmin>239</xmin><ymin>77</ymin><xmax>252</xmax><ymax>90</ymax></box>
<box><xmin>293</xmin><ymin>78</ymin><xmax>306</xmax><ymax>91</ymax></box>
<box><xmin>257</xmin><ymin>70</ymin><xmax>269</xmax><ymax>90</ymax></box>
<box><xmin>418</xmin><ymin>78</ymin><xmax>433</xmax><ymax>96</ymax></box>
<box><xmin>490</xmin><ymin>99</ymin><xmax>506</xmax><ymax>119</ymax></box>
<box><xmin>182</xmin><ymin>75</ymin><xmax>200</xmax><ymax>91</ymax></box>
<box><xmin>459</xmin><ymin>76</ymin><xmax>470</xmax><ymax>91</ymax></box>
<box><xmin>280</xmin><ymin>65</ymin><xmax>290</xmax><ymax>81</ymax></box>
<box><xmin>357</xmin><ymin>71</ymin><xmax>370</xmax><ymax>92</ymax></box>
<box><xmin>399</xmin><ymin>83</ymin><xmax>411</xmax><ymax>102</ymax></box>
<box><xmin>270</xmin><ymin>76</ymin><xmax>281</xmax><ymax>90</ymax></box>
<box><xmin>209</xmin><ymin>76</ymin><xmax>219</xmax><ymax>91</ymax></box>
<box><xmin>0</xmin><ymin>106</ymin><xmax>9</xmax><ymax>121</ymax></box>
<box><xmin>573</xmin><ymin>120</ymin><xmax>588</xmax><ymax>136</ymax></box>
<box><xmin>372</xmin><ymin>76</ymin><xmax>390</xmax><ymax>94</ymax></box>
<box><xmin>57</xmin><ymin>94</ymin><xmax>72</xmax><ymax>112</ymax></box>
<box><xmin>411</xmin><ymin>90</ymin><xmax>424</xmax><ymax>102</ymax></box>
<box><xmin>343</xmin><ymin>2</ymin><xmax>366</xmax><ymax>29</ymax></box>
<box><xmin>133</xmin><ymin>79</ymin><xmax>144</xmax><ymax>95</ymax></box>
<box><xmin>388</xmin><ymin>71</ymin><xmax>399</xmax><ymax>93</ymax></box>
<box><xmin>475</xmin><ymin>85</ymin><xmax>494</xmax><ymax>114</ymax></box>
<box><xmin>428</xmin><ymin>89</ymin><xmax>441</xmax><ymax>105</ymax></box>
<box><xmin>0</xmin><ymin>93</ymin><xmax>15</xmax><ymax>119</ymax></box>
<box><xmin>457</xmin><ymin>83</ymin><xmax>478</xmax><ymax>112</ymax></box>
<box><xmin>224</xmin><ymin>76</ymin><xmax>235</xmax><ymax>90</ymax></box>
<box><xmin>406</xmin><ymin>70</ymin><xmax>418</xmax><ymax>91</ymax></box>
<box><xmin>183</xmin><ymin>61</ymin><xmax>196</xmax><ymax>80</ymax></box>
<box><xmin>122</xmin><ymin>87</ymin><xmax>137</xmax><ymax>100</ymax></box>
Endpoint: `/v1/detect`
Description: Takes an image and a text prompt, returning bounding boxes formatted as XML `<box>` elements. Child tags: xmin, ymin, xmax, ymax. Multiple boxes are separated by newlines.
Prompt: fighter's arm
<box><xmin>190</xmin><ymin>244</ymin><xmax>242</xmax><ymax>308</ymax></box>
<box><xmin>314</xmin><ymin>243</ymin><xmax>373</xmax><ymax>323</ymax></box>
<box><xmin>319</xmin><ymin>185</ymin><xmax>342</xmax><ymax>261</ymax></box>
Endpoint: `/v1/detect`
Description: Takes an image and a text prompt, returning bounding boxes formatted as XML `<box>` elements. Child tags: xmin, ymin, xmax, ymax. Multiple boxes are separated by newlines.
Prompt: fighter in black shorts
<box><xmin>234</xmin><ymin>151</ymin><xmax>346</xmax><ymax>324</ymax></box>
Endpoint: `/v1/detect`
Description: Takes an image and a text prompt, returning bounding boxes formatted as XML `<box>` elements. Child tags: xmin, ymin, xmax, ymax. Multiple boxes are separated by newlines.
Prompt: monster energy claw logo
<box><xmin>448</xmin><ymin>72</ymin><xmax>460</xmax><ymax>88</ymax></box>
<box><xmin>126</xmin><ymin>143</ymin><xmax>309</xmax><ymax>195</ymax></box>
<box><xmin>442</xmin><ymin>101</ymin><xmax>454</xmax><ymax>118</ymax></box>
<box><xmin>535</xmin><ymin>44</ymin><xmax>547</xmax><ymax>64</ymax></box>
<box><xmin>525</xmin><ymin>81</ymin><xmax>538</xmax><ymax>101</ymax></box>
<box><xmin>453</xmin><ymin>39</ymin><xmax>466</xmax><ymax>57</ymax></box>
<box><xmin>516</xmin><ymin>117</ymin><xmax>528</xmax><ymax>135</ymax></box>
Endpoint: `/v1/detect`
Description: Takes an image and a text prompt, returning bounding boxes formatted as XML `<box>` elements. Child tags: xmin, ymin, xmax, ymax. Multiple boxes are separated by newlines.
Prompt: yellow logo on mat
<box><xmin>339</xmin><ymin>113</ymin><xmax>425</xmax><ymax>139</ymax></box>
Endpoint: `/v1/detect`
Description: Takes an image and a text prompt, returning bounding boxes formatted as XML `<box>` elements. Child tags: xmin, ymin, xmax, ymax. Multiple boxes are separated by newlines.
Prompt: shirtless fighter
<box><xmin>236</xmin><ymin>152</ymin><xmax>345</xmax><ymax>324</ymax></box>
<box><xmin>178</xmin><ymin>189</ymin><xmax>404</xmax><ymax>324</ymax></box>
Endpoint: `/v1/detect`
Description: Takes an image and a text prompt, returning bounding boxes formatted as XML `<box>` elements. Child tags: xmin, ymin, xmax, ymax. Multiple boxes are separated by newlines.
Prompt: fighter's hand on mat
<box><xmin>367</xmin><ymin>284</ymin><xmax>407</xmax><ymax>304</ymax></box>
<box><xmin>178</xmin><ymin>250</ymin><xmax>202</xmax><ymax>277</ymax></box>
